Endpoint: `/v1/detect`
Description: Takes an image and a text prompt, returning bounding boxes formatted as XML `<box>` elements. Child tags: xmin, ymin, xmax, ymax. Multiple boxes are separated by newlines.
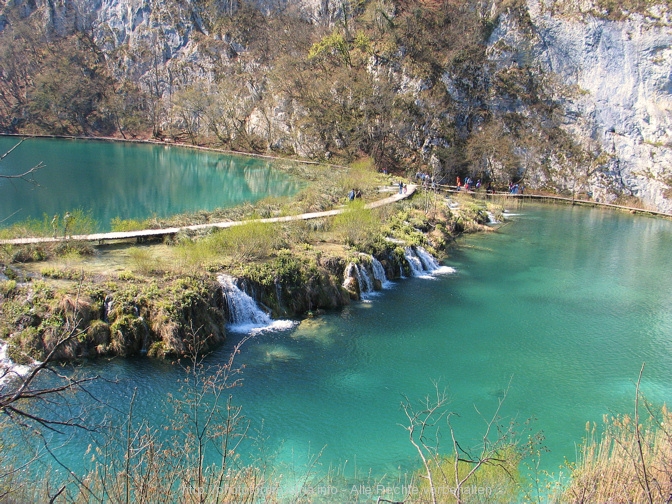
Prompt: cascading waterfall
<box><xmin>103</xmin><ymin>295</ymin><xmax>113</xmax><ymax>322</ymax></box>
<box><xmin>370</xmin><ymin>256</ymin><xmax>391</xmax><ymax>289</ymax></box>
<box><xmin>343</xmin><ymin>263</ymin><xmax>357</xmax><ymax>289</ymax></box>
<box><xmin>404</xmin><ymin>247</ymin><xmax>426</xmax><ymax>276</ymax></box>
<box><xmin>404</xmin><ymin>246</ymin><xmax>456</xmax><ymax>277</ymax></box>
<box><xmin>414</xmin><ymin>246</ymin><xmax>440</xmax><ymax>272</ymax></box>
<box><xmin>356</xmin><ymin>262</ymin><xmax>374</xmax><ymax>294</ymax></box>
<box><xmin>343</xmin><ymin>262</ymin><xmax>375</xmax><ymax>298</ymax></box>
<box><xmin>218</xmin><ymin>275</ymin><xmax>296</xmax><ymax>334</ymax></box>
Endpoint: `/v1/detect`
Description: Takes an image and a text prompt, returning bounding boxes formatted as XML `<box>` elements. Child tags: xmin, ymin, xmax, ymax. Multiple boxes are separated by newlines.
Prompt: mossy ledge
<box><xmin>0</xmin><ymin>192</ymin><xmax>496</xmax><ymax>363</ymax></box>
<box><xmin>0</xmin><ymin>275</ymin><xmax>227</xmax><ymax>363</ymax></box>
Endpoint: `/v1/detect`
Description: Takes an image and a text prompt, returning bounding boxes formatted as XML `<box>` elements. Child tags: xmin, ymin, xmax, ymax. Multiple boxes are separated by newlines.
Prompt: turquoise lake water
<box><xmin>7</xmin><ymin>202</ymin><xmax>672</xmax><ymax>500</ymax></box>
<box><xmin>0</xmin><ymin>137</ymin><xmax>303</xmax><ymax>231</ymax></box>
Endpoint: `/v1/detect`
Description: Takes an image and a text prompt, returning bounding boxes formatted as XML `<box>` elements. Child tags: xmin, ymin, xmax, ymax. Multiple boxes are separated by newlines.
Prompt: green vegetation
<box><xmin>0</xmin><ymin>0</ymin><xmax>615</xmax><ymax>194</ymax></box>
<box><xmin>332</xmin><ymin>200</ymin><xmax>382</xmax><ymax>248</ymax></box>
<box><xmin>411</xmin><ymin>448</ymin><xmax>522</xmax><ymax>503</ymax></box>
<box><xmin>0</xmin><ymin>158</ymin><xmax>503</xmax><ymax>361</ymax></box>
<box><xmin>110</xmin><ymin>217</ymin><xmax>148</xmax><ymax>232</ymax></box>
<box><xmin>1</xmin><ymin>0</ymin><xmax>670</xmax><ymax>497</ymax></box>
<box><xmin>0</xmin><ymin>178</ymin><xmax>669</xmax><ymax>502</ymax></box>
<box><xmin>0</xmin><ymin>209</ymin><xmax>97</xmax><ymax>239</ymax></box>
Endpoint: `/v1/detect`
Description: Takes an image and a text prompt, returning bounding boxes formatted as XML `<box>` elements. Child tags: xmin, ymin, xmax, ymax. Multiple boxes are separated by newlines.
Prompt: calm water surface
<box><xmin>13</xmin><ymin>203</ymin><xmax>672</xmax><ymax>493</ymax></box>
<box><xmin>0</xmin><ymin>137</ymin><xmax>303</xmax><ymax>230</ymax></box>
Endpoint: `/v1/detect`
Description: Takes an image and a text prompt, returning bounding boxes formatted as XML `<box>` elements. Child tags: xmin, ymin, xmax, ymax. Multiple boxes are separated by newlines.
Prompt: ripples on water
<box><xmin>4</xmin><ymin>203</ymin><xmax>672</xmax><ymax>489</ymax></box>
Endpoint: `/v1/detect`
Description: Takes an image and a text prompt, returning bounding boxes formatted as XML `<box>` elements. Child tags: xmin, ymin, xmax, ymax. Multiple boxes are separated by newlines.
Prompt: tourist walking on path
<box><xmin>63</xmin><ymin>212</ymin><xmax>72</xmax><ymax>239</ymax></box>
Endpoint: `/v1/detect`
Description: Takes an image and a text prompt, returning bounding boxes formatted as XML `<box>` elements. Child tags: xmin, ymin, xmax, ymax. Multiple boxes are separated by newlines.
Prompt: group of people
<box><xmin>455</xmin><ymin>177</ymin><xmax>523</xmax><ymax>195</ymax></box>
<box><xmin>456</xmin><ymin>176</ymin><xmax>481</xmax><ymax>191</ymax></box>
<box><xmin>51</xmin><ymin>212</ymin><xmax>73</xmax><ymax>239</ymax></box>
<box><xmin>415</xmin><ymin>172</ymin><xmax>436</xmax><ymax>189</ymax></box>
<box><xmin>348</xmin><ymin>188</ymin><xmax>363</xmax><ymax>201</ymax></box>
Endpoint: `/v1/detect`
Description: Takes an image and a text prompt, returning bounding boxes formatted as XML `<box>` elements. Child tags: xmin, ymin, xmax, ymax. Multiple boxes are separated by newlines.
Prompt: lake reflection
<box><xmin>0</xmin><ymin>137</ymin><xmax>303</xmax><ymax>231</ymax></box>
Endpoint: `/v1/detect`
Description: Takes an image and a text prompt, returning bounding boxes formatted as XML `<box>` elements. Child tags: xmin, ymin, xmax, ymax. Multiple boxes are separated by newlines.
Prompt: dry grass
<box><xmin>564</xmin><ymin>406</ymin><xmax>672</xmax><ymax>503</ymax></box>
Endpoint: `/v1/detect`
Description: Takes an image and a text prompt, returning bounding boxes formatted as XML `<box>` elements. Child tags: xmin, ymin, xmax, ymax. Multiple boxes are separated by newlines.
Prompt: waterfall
<box><xmin>343</xmin><ymin>261</ymin><xmax>376</xmax><ymax>299</ymax></box>
<box><xmin>404</xmin><ymin>247</ymin><xmax>426</xmax><ymax>277</ymax></box>
<box><xmin>218</xmin><ymin>275</ymin><xmax>296</xmax><ymax>334</ymax></box>
<box><xmin>404</xmin><ymin>246</ymin><xmax>457</xmax><ymax>277</ymax></box>
<box><xmin>357</xmin><ymin>263</ymin><xmax>374</xmax><ymax>294</ymax></box>
<box><xmin>0</xmin><ymin>341</ymin><xmax>33</xmax><ymax>385</ymax></box>
<box><xmin>343</xmin><ymin>262</ymin><xmax>358</xmax><ymax>289</ymax></box>
<box><xmin>370</xmin><ymin>256</ymin><xmax>391</xmax><ymax>288</ymax></box>
<box><xmin>103</xmin><ymin>295</ymin><xmax>114</xmax><ymax>322</ymax></box>
<box><xmin>415</xmin><ymin>246</ymin><xmax>440</xmax><ymax>272</ymax></box>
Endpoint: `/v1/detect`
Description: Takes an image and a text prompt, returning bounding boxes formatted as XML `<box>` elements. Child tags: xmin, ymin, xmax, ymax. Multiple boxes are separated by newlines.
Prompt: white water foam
<box><xmin>404</xmin><ymin>246</ymin><xmax>457</xmax><ymax>278</ymax></box>
<box><xmin>344</xmin><ymin>261</ymin><xmax>376</xmax><ymax>300</ymax></box>
<box><xmin>404</xmin><ymin>247</ymin><xmax>426</xmax><ymax>277</ymax></box>
<box><xmin>217</xmin><ymin>275</ymin><xmax>296</xmax><ymax>335</ymax></box>
<box><xmin>0</xmin><ymin>341</ymin><xmax>33</xmax><ymax>386</ymax></box>
<box><xmin>502</xmin><ymin>212</ymin><xmax>522</xmax><ymax>218</ymax></box>
<box><xmin>370</xmin><ymin>256</ymin><xmax>392</xmax><ymax>289</ymax></box>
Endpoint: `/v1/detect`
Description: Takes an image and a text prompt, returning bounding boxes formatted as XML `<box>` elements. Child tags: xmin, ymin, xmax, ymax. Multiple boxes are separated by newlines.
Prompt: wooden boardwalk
<box><xmin>3</xmin><ymin>184</ymin><xmax>669</xmax><ymax>247</ymax></box>
<box><xmin>436</xmin><ymin>185</ymin><xmax>672</xmax><ymax>219</ymax></box>
<box><xmin>0</xmin><ymin>185</ymin><xmax>417</xmax><ymax>246</ymax></box>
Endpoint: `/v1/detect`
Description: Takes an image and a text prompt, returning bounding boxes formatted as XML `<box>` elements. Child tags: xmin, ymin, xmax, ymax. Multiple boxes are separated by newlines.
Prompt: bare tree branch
<box><xmin>0</xmin><ymin>138</ymin><xmax>45</xmax><ymax>185</ymax></box>
<box><xmin>0</xmin><ymin>286</ymin><xmax>102</xmax><ymax>432</ymax></box>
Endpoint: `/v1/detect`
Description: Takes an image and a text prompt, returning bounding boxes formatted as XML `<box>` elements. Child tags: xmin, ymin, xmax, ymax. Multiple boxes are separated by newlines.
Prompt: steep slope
<box><xmin>488</xmin><ymin>0</ymin><xmax>672</xmax><ymax>211</ymax></box>
<box><xmin>1</xmin><ymin>0</ymin><xmax>670</xmax><ymax>211</ymax></box>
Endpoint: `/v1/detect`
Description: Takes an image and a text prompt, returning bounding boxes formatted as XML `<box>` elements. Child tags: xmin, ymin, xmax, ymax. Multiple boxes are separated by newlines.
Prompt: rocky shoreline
<box><xmin>0</xmin><ymin>192</ymin><xmax>495</xmax><ymax>367</ymax></box>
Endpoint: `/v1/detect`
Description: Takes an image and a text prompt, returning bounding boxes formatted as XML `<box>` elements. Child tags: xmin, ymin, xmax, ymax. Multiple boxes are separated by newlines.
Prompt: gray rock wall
<box><xmin>3</xmin><ymin>0</ymin><xmax>670</xmax><ymax>211</ymax></box>
<box><xmin>489</xmin><ymin>0</ymin><xmax>672</xmax><ymax>211</ymax></box>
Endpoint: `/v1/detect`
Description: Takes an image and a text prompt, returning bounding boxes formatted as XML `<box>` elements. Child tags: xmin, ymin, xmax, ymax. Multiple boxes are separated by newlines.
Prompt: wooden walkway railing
<box><xmin>3</xmin><ymin>184</ymin><xmax>669</xmax><ymax>247</ymax></box>
<box><xmin>0</xmin><ymin>185</ymin><xmax>417</xmax><ymax>246</ymax></box>
<box><xmin>434</xmin><ymin>185</ymin><xmax>672</xmax><ymax>219</ymax></box>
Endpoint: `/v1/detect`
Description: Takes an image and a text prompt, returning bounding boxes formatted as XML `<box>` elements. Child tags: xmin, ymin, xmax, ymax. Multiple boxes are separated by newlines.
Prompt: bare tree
<box><xmin>401</xmin><ymin>379</ymin><xmax>524</xmax><ymax>504</ymax></box>
<box><xmin>400</xmin><ymin>383</ymin><xmax>450</xmax><ymax>504</ymax></box>
<box><xmin>0</xmin><ymin>138</ymin><xmax>45</xmax><ymax>224</ymax></box>
<box><xmin>0</xmin><ymin>138</ymin><xmax>44</xmax><ymax>185</ymax></box>
<box><xmin>0</xmin><ymin>286</ymin><xmax>105</xmax><ymax>502</ymax></box>
<box><xmin>1</xmin><ymin>296</ymin><xmax>99</xmax><ymax>432</ymax></box>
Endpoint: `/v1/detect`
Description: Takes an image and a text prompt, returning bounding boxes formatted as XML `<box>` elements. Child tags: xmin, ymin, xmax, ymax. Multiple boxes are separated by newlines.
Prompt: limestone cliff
<box><xmin>1</xmin><ymin>0</ymin><xmax>670</xmax><ymax>211</ymax></box>
<box><xmin>488</xmin><ymin>0</ymin><xmax>672</xmax><ymax>211</ymax></box>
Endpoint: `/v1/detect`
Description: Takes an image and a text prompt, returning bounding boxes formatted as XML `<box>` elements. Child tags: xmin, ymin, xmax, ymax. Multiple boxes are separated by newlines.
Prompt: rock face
<box><xmin>488</xmin><ymin>0</ymin><xmax>672</xmax><ymax>211</ymax></box>
<box><xmin>3</xmin><ymin>0</ymin><xmax>670</xmax><ymax>211</ymax></box>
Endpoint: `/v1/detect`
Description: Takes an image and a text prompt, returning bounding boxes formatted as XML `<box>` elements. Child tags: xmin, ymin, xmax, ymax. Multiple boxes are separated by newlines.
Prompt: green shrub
<box><xmin>117</xmin><ymin>271</ymin><xmax>136</xmax><ymax>281</ymax></box>
<box><xmin>40</xmin><ymin>267</ymin><xmax>81</xmax><ymax>279</ymax></box>
<box><xmin>109</xmin><ymin>314</ymin><xmax>148</xmax><ymax>357</ymax></box>
<box><xmin>339</xmin><ymin>158</ymin><xmax>381</xmax><ymax>193</ymax></box>
<box><xmin>57</xmin><ymin>208</ymin><xmax>98</xmax><ymax>237</ymax></box>
<box><xmin>53</xmin><ymin>240</ymin><xmax>95</xmax><ymax>258</ymax></box>
<box><xmin>128</xmin><ymin>247</ymin><xmax>162</xmax><ymax>275</ymax></box>
<box><xmin>412</xmin><ymin>446</ymin><xmax>522</xmax><ymax>503</ymax></box>
<box><xmin>7</xmin><ymin>244</ymin><xmax>48</xmax><ymax>263</ymax></box>
<box><xmin>0</xmin><ymin>280</ymin><xmax>17</xmax><ymax>297</ymax></box>
<box><xmin>332</xmin><ymin>200</ymin><xmax>381</xmax><ymax>247</ymax></box>
<box><xmin>182</xmin><ymin>221</ymin><xmax>280</xmax><ymax>265</ymax></box>
<box><xmin>0</xmin><ymin>215</ymin><xmax>51</xmax><ymax>239</ymax></box>
<box><xmin>110</xmin><ymin>217</ymin><xmax>147</xmax><ymax>232</ymax></box>
<box><xmin>8</xmin><ymin>327</ymin><xmax>43</xmax><ymax>364</ymax></box>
